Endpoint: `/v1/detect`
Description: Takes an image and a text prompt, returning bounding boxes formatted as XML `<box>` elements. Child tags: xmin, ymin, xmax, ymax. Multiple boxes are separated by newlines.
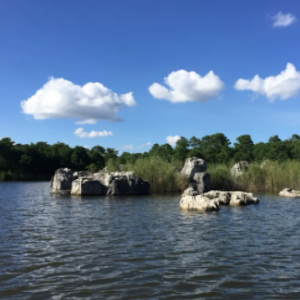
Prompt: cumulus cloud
<box><xmin>149</xmin><ymin>70</ymin><xmax>224</xmax><ymax>103</ymax></box>
<box><xmin>234</xmin><ymin>63</ymin><xmax>300</xmax><ymax>101</ymax></box>
<box><xmin>76</xmin><ymin>119</ymin><xmax>97</xmax><ymax>124</ymax></box>
<box><xmin>272</xmin><ymin>12</ymin><xmax>297</xmax><ymax>27</ymax></box>
<box><xmin>167</xmin><ymin>135</ymin><xmax>181</xmax><ymax>147</ymax></box>
<box><xmin>21</xmin><ymin>77</ymin><xmax>136</xmax><ymax>122</ymax></box>
<box><xmin>122</xmin><ymin>144</ymin><xmax>134</xmax><ymax>150</ymax></box>
<box><xmin>138</xmin><ymin>142</ymin><xmax>151</xmax><ymax>149</ymax></box>
<box><xmin>74</xmin><ymin>128</ymin><xmax>113</xmax><ymax>138</ymax></box>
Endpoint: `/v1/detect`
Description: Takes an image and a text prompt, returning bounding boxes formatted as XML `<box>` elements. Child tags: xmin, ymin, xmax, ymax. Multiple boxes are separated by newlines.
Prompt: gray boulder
<box><xmin>188</xmin><ymin>172</ymin><xmax>211</xmax><ymax>194</ymax></box>
<box><xmin>50</xmin><ymin>168</ymin><xmax>73</xmax><ymax>194</ymax></box>
<box><xmin>204</xmin><ymin>190</ymin><xmax>231</xmax><ymax>205</ymax></box>
<box><xmin>279</xmin><ymin>188</ymin><xmax>300</xmax><ymax>198</ymax></box>
<box><xmin>204</xmin><ymin>190</ymin><xmax>259</xmax><ymax>206</ymax></box>
<box><xmin>107</xmin><ymin>173</ymin><xmax>150</xmax><ymax>195</ymax></box>
<box><xmin>230</xmin><ymin>161</ymin><xmax>249</xmax><ymax>177</ymax></box>
<box><xmin>181</xmin><ymin>157</ymin><xmax>207</xmax><ymax>180</ymax></box>
<box><xmin>181</xmin><ymin>157</ymin><xmax>210</xmax><ymax>194</ymax></box>
<box><xmin>180</xmin><ymin>194</ymin><xmax>219</xmax><ymax>212</ymax></box>
<box><xmin>71</xmin><ymin>178</ymin><xmax>107</xmax><ymax>195</ymax></box>
<box><xmin>67</xmin><ymin>170</ymin><xmax>150</xmax><ymax>196</ymax></box>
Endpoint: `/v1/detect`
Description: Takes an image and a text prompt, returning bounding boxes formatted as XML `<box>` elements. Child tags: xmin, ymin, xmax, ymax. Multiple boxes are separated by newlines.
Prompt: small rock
<box><xmin>279</xmin><ymin>188</ymin><xmax>300</xmax><ymax>198</ymax></box>
<box><xmin>180</xmin><ymin>195</ymin><xmax>219</xmax><ymax>212</ymax></box>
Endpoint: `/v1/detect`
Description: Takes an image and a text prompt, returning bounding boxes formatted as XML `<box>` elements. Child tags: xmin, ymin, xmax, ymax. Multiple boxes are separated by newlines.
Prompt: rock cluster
<box><xmin>279</xmin><ymin>188</ymin><xmax>300</xmax><ymax>198</ymax></box>
<box><xmin>180</xmin><ymin>157</ymin><xmax>211</xmax><ymax>194</ymax></box>
<box><xmin>179</xmin><ymin>157</ymin><xmax>258</xmax><ymax>213</ymax></box>
<box><xmin>50</xmin><ymin>168</ymin><xmax>150</xmax><ymax>196</ymax></box>
<box><xmin>180</xmin><ymin>189</ymin><xmax>259</xmax><ymax>213</ymax></box>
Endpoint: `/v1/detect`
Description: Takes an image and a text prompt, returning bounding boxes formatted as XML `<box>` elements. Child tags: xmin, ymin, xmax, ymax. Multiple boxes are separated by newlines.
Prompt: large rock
<box><xmin>181</xmin><ymin>157</ymin><xmax>207</xmax><ymax>179</ymax></box>
<box><xmin>204</xmin><ymin>190</ymin><xmax>259</xmax><ymax>206</ymax></box>
<box><xmin>279</xmin><ymin>188</ymin><xmax>300</xmax><ymax>198</ymax></box>
<box><xmin>71</xmin><ymin>178</ymin><xmax>107</xmax><ymax>195</ymax></box>
<box><xmin>229</xmin><ymin>191</ymin><xmax>259</xmax><ymax>206</ymax></box>
<box><xmin>180</xmin><ymin>194</ymin><xmax>219</xmax><ymax>212</ymax></box>
<box><xmin>204</xmin><ymin>190</ymin><xmax>231</xmax><ymax>205</ymax></box>
<box><xmin>181</xmin><ymin>157</ymin><xmax>210</xmax><ymax>194</ymax></box>
<box><xmin>107</xmin><ymin>173</ymin><xmax>150</xmax><ymax>195</ymax></box>
<box><xmin>68</xmin><ymin>170</ymin><xmax>150</xmax><ymax>196</ymax></box>
<box><xmin>50</xmin><ymin>168</ymin><xmax>73</xmax><ymax>194</ymax></box>
<box><xmin>188</xmin><ymin>172</ymin><xmax>211</xmax><ymax>194</ymax></box>
<box><xmin>230</xmin><ymin>161</ymin><xmax>249</xmax><ymax>177</ymax></box>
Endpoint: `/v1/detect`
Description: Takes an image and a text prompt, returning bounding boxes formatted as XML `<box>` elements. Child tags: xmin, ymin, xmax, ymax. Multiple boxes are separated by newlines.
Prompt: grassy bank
<box><xmin>108</xmin><ymin>157</ymin><xmax>300</xmax><ymax>193</ymax></box>
<box><xmin>208</xmin><ymin>160</ymin><xmax>300</xmax><ymax>192</ymax></box>
<box><xmin>107</xmin><ymin>156</ymin><xmax>188</xmax><ymax>193</ymax></box>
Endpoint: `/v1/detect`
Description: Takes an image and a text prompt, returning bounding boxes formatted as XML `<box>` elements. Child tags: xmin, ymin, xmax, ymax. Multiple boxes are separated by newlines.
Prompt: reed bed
<box><xmin>107</xmin><ymin>156</ymin><xmax>188</xmax><ymax>193</ymax></box>
<box><xmin>208</xmin><ymin>160</ymin><xmax>300</xmax><ymax>192</ymax></box>
<box><xmin>110</xmin><ymin>157</ymin><xmax>300</xmax><ymax>193</ymax></box>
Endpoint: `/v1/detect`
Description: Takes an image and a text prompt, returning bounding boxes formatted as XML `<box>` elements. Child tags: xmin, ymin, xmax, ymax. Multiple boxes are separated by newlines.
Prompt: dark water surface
<box><xmin>1</xmin><ymin>182</ymin><xmax>300</xmax><ymax>299</ymax></box>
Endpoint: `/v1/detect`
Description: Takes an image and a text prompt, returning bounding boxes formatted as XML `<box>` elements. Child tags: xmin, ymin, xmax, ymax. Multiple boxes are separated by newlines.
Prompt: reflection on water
<box><xmin>1</xmin><ymin>182</ymin><xmax>300</xmax><ymax>299</ymax></box>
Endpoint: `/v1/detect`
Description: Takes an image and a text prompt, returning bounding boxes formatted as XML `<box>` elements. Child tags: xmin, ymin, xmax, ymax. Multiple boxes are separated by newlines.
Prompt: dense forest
<box><xmin>1</xmin><ymin>133</ymin><xmax>300</xmax><ymax>181</ymax></box>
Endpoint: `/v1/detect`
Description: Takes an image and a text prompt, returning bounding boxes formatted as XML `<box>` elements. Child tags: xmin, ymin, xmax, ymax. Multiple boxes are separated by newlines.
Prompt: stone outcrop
<box><xmin>51</xmin><ymin>169</ymin><xmax>150</xmax><ymax>196</ymax></box>
<box><xmin>180</xmin><ymin>157</ymin><xmax>211</xmax><ymax>194</ymax></box>
<box><xmin>204</xmin><ymin>190</ymin><xmax>259</xmax><ymax>206</ymax></box>
<box><xmin>180</xmin><ymin>194</ymin><xmax>219</xmax><ymax>212</ymax></box>
<box><xmin>180</xmin><ymin>188</ymin><xmax>259</xmax><ymax>213</ymax></box>
<box><xmin>50</xmin><ymin>168</ymin><xmax>73</xmax><ymax>194</ymax></box>
<box><xmin>279</xmin><ymin>188</ymin><xmax>300</xmax><ymax>198</ymax></box>
<box><xmin>71</xmin><ymin>178</ymin><xmax>107</xmax><ymax>195</ymax></box>
<box><xmin>230</xmin><ymin>161</ymin><xmax>249</xmax><ymax>177</ymax></box>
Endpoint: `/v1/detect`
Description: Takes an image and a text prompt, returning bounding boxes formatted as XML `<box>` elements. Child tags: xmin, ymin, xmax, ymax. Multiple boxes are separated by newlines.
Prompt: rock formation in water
<box><xmin>51</xmin><ymin>168</ymin><xmax>150</xmax><ymax>196</ymax></box>
<box><xmin>180</xmin><ymin>157</ymin><xmax>211</xmax><ymax>194</ymax></box>
<box><xmin>50</xmin><ymin>168</ymin><xmax>73</xmax><ymax>194</ymax></box>
<box><xmin>180</xmin><ymin>188</ymin><xmax>259</xmax><ymax>213</ymax></box>
<box><xmin>230</xmin><ymin>161</ymin><xmax>249</xmax><ymax>177</ymax></box>
<box><xmin>279</xmin><ymin>188</ymin><xmax>300</xmax><ymax>198</ymax></box>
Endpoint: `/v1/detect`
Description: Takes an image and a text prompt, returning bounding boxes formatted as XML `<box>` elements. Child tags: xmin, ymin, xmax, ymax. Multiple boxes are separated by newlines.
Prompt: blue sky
<box><xmin>1</xmin><ymin>0</ymin><xmax>300</xmax><ymax>152</ymax></box>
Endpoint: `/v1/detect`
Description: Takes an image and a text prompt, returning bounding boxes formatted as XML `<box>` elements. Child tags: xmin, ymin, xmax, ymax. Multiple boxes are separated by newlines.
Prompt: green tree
<box><xmin>174</xmin><ymin>137</ymin><xmax>189</xmax><ymax>162</ymax></box>
<box><xmin>71</xmin><ymin>146</ymin><xmax>90</xmax><ymax>170</ymax></box>
<box><xmin>234</xmin><ymin>134</ymin><xmax>254</xmax><ymax>162</ymax></box>
<box><xmin>201</xmin><ymin>133</ymin><xmax>231</xmax><ymax>163</ymax></box>
<box><xmin>89</xmin><ymin>146</ymin><xmax>105</xmax><ymax>170</ymax></box>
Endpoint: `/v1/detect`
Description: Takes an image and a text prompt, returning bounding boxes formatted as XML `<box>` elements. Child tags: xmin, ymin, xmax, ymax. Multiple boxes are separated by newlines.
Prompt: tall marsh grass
<box><xmin>208</xmin><ymin>160</ymin><xmax>300</xmax><ymax>192</ymax></box>
<box><xmin>108</xmin><ymin>157</ymin><xmax>300</xmax><ymax>193</ymax></box>
<box><xmin>107</xmin><ymin>156</ymin><xmax>189</xmax><ymax>193</ymax></box>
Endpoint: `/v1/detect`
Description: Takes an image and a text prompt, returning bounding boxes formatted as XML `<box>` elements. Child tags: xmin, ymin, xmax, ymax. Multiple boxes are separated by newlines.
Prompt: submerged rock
<box><xmin>279</xmin><ymin>188</ymin><xmax>300</xmax><ymax>198</ymax></box>
<box><xmin>50</xmin><ymin>168</ymin><xmax>73</xmax><ymax>194</ymax></box>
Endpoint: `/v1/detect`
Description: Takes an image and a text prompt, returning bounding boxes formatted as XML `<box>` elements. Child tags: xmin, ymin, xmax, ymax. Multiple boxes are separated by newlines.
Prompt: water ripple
<box><xmin>1</xmin><ymin>182</ymin><xmax>300</xmax><ymax>299</ymax></box>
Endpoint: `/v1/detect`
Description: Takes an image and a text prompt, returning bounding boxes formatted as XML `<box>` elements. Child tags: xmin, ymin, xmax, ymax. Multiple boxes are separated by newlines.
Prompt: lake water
<box><xmin>0</xmin><ymin>182</ymin><xmax>300</xmax><ymax>299</ymax></box>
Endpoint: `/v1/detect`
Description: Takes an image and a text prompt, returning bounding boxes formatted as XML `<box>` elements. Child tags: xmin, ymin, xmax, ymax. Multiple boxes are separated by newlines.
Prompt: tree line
<box><xmin>1</xmin><ymin>133</ymin><xmax>300</xmax><ymax>180</ymax></box>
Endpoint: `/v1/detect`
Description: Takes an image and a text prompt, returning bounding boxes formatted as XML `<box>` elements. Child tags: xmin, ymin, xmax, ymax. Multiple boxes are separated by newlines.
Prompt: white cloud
<box><xmin>167</xmin><ymin>135</ymin><xmax>181</xmax><ymax>147</ymax></box>
<box><xmin>76</xmin><ymin>119</ymin><xmax>97</xmax><ymax>124</ymax></box>
<box><xmin>149</xmin><ymin>70</ymin><xmax>224</xmax><ymax>103</ymax></box>
<box><xmin>84</xmin><ymin>145</ymin><xmax>90</xmax><ymax>149</ymax></box>
<box><xmin>74</xmin><ymin>127</ymin><xmax>113</xmax><ymax>138</ymax></box>
<box><xmin>272</xmin><ymin>12</ymin><xmax>297</xmax><ymax>27</ymax></box>
<box><xmin>21</xmin><ymin>77</ymin><xmax>136</xmax><ymax>122</ymax></box>
<box><xmin>122</xmin><ymin>144</ymin><xmax>134</xmax><ymax>150</ymax></box>
<box><xmin>234</xmin><ymin>63</ymin><xmax>300</xmax><ymax>101</ymax></box>
<box><xmin>138</xmin><ymin>142</ymin><xmax>151</xmax><ymax>149</ymax></box>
